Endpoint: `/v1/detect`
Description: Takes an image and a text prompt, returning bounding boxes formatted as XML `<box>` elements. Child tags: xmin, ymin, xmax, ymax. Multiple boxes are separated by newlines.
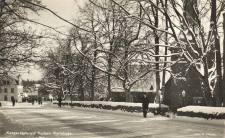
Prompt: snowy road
<box><xmin>0</xmin><ymin>102</ymin><xmax>224</xmax><ymax>138</ymax></box>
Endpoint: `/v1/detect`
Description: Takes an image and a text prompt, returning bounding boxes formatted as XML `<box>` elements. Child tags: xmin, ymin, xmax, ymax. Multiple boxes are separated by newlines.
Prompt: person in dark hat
<box><xmin>142</xmin><ymin>93</ymin><xmax>149</xmax><ymax>118</ymax></box>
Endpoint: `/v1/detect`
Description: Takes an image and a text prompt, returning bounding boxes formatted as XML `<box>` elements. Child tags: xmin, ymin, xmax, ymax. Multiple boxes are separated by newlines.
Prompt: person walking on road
<box><xmin>11</xmin><ymin>97</ymin><xmax>15</xmax><ymax>107</ymax></box>
<box><xmin>32</xmin><ymin>98</ymin><xmax>34</xmax><ymax>105</ymax></box>
<box><xmin>142</xmin><ymin>93</ymin><xmax>149</xmax><ymax>118</ymax></box>
<box><xmin>38</xmin><ymin>97</ymin><xmax>41</xmax><ymax>105</ymax></box>
<box><xmin>58</xmin><ymin>97</ymin><xmax>62</xmax><ymax>108</ymax></box>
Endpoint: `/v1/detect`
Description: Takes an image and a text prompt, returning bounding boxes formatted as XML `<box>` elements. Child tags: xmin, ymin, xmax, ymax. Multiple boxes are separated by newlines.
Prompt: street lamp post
<box><xmin>182</xmin><ymin>90</ymin><xmax>186</xmax><ymax>106</ymax></box>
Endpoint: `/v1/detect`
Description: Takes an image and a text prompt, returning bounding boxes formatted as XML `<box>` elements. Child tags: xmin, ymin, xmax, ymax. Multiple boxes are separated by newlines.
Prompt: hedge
<box><xmin>53</xmin><ymin>101</ymin><xmax>169</xmax><ymax>115</ymax></box>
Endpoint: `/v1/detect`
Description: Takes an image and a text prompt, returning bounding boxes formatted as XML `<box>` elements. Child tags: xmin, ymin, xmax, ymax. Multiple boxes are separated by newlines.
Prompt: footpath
<box><xmin>0</xmin><ymin>101</ymin><xmax>44</xmax><ymax>109</ymax></box>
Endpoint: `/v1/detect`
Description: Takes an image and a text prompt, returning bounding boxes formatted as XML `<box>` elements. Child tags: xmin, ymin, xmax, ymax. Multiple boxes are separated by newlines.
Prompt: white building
<box><xmin>0</xmin><ymin>74</ymin><xmax>23</xmax><ymax>102</ymax></box>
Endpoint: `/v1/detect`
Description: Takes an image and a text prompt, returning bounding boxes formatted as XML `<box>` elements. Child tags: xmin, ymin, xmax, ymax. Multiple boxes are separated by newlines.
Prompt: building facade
<box><xmin>0</xmin><ymin>74</ymin><xmax>23</xmax><ymax>102</ymax></box>
<box><xmin>162</xmin><ymin>0</ymin><xmax>204</xmax><ymax>110</ymax></box>
<box><xmin>110</xmin><ymin>64</ymin><xmax>156</xmax><ymax>103</ymax></box>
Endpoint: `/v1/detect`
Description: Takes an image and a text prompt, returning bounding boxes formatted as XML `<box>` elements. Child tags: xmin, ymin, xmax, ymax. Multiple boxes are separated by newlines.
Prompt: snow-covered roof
<box><xmin>0</xmin><ymin>74</ymin><xmax>21</xmax><ymax>85</ymax></box>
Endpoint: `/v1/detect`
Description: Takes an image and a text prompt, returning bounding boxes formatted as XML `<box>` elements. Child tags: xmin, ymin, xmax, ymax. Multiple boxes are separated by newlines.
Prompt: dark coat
<box><xmin>58</xmin><ymin>97</ymin><xmax>62</xmax><ymax>102</ymax></box>
<box><xmin>142</xmin><ymin>96</ymin><xmax>150</xmax><ymax>109</ymax></box>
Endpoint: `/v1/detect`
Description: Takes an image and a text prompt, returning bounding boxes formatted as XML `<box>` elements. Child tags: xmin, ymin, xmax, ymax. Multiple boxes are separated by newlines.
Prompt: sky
<box><xmin>21</xmin><ymin>0</ymin><xmax>85</xmax><ymax>81</ymax></box>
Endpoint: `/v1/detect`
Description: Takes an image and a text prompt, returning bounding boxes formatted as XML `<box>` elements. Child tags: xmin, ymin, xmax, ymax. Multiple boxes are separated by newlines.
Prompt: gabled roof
<box><xmin>0</xmin><ymin>74</ymin><xmax>20</xmax><ymax>85</ymax></box>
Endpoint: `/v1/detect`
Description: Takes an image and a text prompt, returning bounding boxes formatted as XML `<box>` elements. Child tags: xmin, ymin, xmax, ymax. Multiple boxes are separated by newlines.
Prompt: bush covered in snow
<box><xmin>177</xmin><ymin>106</ymin><xmax>225</xmax><ymax>119</ymax></box>
<box><xmin>53</xmin><ymin>101</ymin><xmax>169</xmax><ymax>114</ymax></box>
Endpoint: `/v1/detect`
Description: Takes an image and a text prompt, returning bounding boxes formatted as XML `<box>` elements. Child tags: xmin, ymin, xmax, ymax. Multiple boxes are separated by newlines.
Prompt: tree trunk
<box><xmin>211</xmin><ymin>0</ymin><xmax>223</xmax><ymax>107</ymax></box>
<box><xmin>202</xmin><ymin>76</ymin><xmax>212</xmax><ymax>106</ymax></box>
<box><xmin>90</xmin><ymin>15</ymin><xmax>97</xmax><ymax>101</ymax></box>
<box><xmin>107</xmin><ymin>72</ymin><xmax>111</xmax><ymax>99</ymax></box>
<box><xmin>79</xmin><ymin>75</ymin><xmax>84</xmax><ymax>101</ymax></box>
<box><xmin>125</xmin><ymin>88</ymin><xmax>130</xmax><ymax>102</ymax></box>
<box><xmin>155</xmin><ymin>0</ymin><xmax>160</xmax><ymax>103</ymax></box>
<box><xmin>90</xmin><ymin>65</ymin><xmax>95</xmax><ymax>101</ymax></box>
<box><xmin>124</xmin><ymin>49</ymin><xmax>130</xmax><ymax>102</ymax></box>
<box><xmin>124</xmin><ymin>78</ymin><xmax>130</xmax><ymax>102</ymax></box>
<box><xmin>107</xmin><ymin>4</ymin><xmax>115</xmax><ymax>100</ymax></box>
<box><xmin>107</xmin><ymin>42</ymin><xmax>113</xmax><ymax>100</ymax></box>
<box><xmin>223</xmin><ymin>13</ymin><xmax>225</xmax><ymax>107</ymax></box>
<box><xmin>162</xmin><ymin>0</ymin><xmax>168</xmax><ymax>102</ymax></box>
<box><xmin>202</xmin><ymin>56</ymin><xmax>212</xmax><ymax>106</ymax></box>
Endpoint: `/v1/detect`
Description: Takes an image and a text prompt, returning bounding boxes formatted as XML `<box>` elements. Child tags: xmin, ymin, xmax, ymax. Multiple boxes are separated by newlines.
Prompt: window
<box><xmin>4</xmin><ymin>95</ymin><xmax>7</xmax><ymax>101</ymax></box>
<box><xmin>11</xmin><ymin>88</ymin><xmax>14</xmax><ymax>93</ymax></box>
<box><xmin>3</xmin><ymin>81</ymin><xmax>10</xmax><ymax>85</ymax></box>
<box><xmin>4</xmin><ymin>88</ymin><xmax>7</xmax><ymax>93</ymax></box>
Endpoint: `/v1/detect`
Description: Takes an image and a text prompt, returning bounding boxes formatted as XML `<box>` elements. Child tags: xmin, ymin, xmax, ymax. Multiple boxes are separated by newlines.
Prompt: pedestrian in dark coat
<box><xmin>142</xmin><ymin>94</ymin><xmax>149</xmax><ymax>118</ymax></box>
<box><xmin>32</xmin><ymin>98</ymin><xmax>34</xmax><ymax>105</ymax></box>
<box><xmin>38</xmin><ymin>97</ymin><xmax>41</xmax><ymax>105</ymax></box>
<box><xmin>58</xmin><ymin>97</ymin><xmax>62</xmax><ymax>108</ymax></box>
<box><xmin>11</xmin><ymin>97</ymin><xmax>15</xmax><ymax>107</ymax></box>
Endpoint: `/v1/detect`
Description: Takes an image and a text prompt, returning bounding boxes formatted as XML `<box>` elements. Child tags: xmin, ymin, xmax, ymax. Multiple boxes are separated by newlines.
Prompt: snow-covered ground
<box><xmin>0</xmin><ymin>101</ymin><xmax>42</xmax><ymax>108</ymax></box>
<box><xmin>1</xmin><ymin>105</ymin><xmax>223</xmax><ymax>138</ymax></box>
<box><xmin>55</xmin><ymin>101</ymin><xmax>225</xmax><ymax>121</ymax></box>
<box><xmin>1</xmin><ymin>101</ymin><xmax>224</xmax><ymax>126</ymax></box>
<box><xmin>175</xmin><ymin>115</ymin><xmax>224</xmax><ymax>124</ymax></box>
<box><xmin>178</xmin><ymin>106</ymin><xmax>225</xmax><ymax>114</ymax></box>
<box><xmin>176</xmin><ymin>105</ymin><xmax>225</xmax><ymax>122</ymax></box>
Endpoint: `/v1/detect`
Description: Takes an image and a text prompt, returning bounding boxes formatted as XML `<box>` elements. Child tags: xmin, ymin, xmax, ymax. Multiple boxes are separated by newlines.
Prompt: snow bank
<box><xmin>177</xmin><ymin>106</ymin><xmax>225</xmax><ymax>119</ymax></box>
<box><xmin>178</xmin><ymin>106</ymin><xmax>225</xmax><ymax>114</ymax></box>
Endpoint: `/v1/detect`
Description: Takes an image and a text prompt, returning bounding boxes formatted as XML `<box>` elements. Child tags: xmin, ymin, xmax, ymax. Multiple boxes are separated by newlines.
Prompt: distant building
<box><xmin>110</xmin><ymin>64</ymin><xmax>157</xmax><ymax>103</ymax></box>
<box><xmin>0</xmin><ymin>74</ymin><xmax>23</xmax><ymax>102</ymax></box>
<box><xmin>36</xmin><ymin>84</ymin><xmax>51</xmax><ymax>101</ymax></box>
<box><xmin>34</xmin><ymin>84</ymin><xmax>41</xmax><ymax>92</ymax></box>
<box><xmin>162</xmin><ymin>0</ymin><xmax>204</xmax><ymax>110</ymax></box>
<box><xmin>24</xmin><ymin>84</ymin><xmax>39</xmax><ymax>101</ymax></box>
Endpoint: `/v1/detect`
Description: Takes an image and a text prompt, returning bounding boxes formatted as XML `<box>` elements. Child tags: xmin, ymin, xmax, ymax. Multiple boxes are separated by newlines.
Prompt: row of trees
<box><xmin>1</xmin><ymin>0</ymin><xmax>224</xmax><ymax>106</ymax></box>
<box><xmin>22</xmin><ymin>79</ymin><xmax>42</xmax><ymax>88</ymax></box>
<box><xmin>40</xmin><ymin>0</ymin><xmax>157</xmax><ymax>102</ymax></box>
<box><xmin>38</xmin><ymin>0</ymin><xmax>225</xmax><ymax>106</ymax></box>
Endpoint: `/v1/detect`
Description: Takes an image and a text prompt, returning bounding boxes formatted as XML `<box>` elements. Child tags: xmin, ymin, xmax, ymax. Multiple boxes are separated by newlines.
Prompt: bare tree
<box><xmin>0</xmin><ymin>0</ymin><xmax>45</xmax><ymax>74</ymax></box>
<box><xmin>70</xmin><ymin>0</ymin><xmax>158</xmax><ymax>102</ymax></box>
<box><xmin>109</xmin><ymin>0</ymin><xmax>225</xmax><ymax>106</ymax></box>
